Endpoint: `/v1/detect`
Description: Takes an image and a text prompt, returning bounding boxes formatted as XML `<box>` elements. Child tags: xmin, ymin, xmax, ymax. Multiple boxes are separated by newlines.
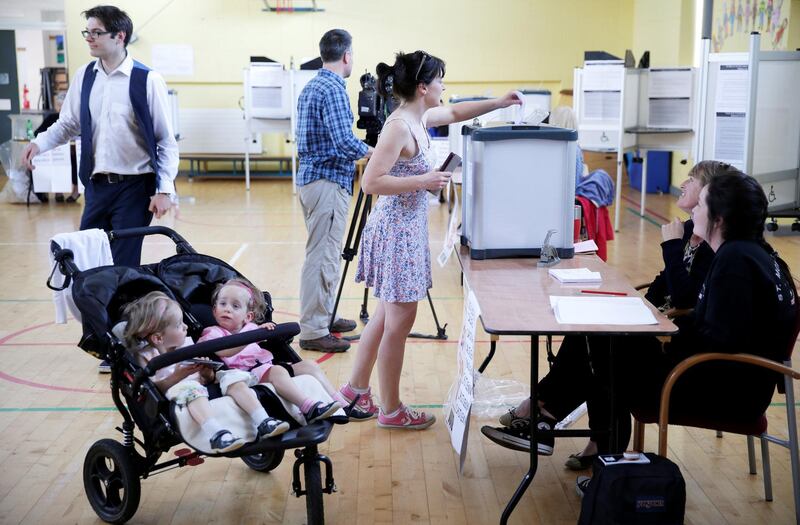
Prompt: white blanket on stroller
<box><xmin>174</xmin><ymin>375</ymin><xmax>345</xmax><ymax>455</ymax></box>
<box><xmin>49</xmin><ymin>228</ymin><xmax>113</xmax><ymax>323</ymax></box>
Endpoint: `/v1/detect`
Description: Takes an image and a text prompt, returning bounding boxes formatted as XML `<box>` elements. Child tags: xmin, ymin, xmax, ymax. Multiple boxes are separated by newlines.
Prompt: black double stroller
<box><xmin>48</xmin><ymin>226</ymin><xmax>346</xmax><ymax>524</ymax></box>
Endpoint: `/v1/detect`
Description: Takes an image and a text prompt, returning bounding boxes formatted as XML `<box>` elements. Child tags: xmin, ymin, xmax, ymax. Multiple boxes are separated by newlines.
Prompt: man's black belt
<box><xmin>90</xmin><ymin>172</ymin><xmax>141</xmax><ymax>184</ymax></box>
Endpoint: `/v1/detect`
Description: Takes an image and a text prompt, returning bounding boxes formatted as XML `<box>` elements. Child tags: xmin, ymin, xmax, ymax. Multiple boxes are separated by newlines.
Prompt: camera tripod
<box><xmin>328</xmin><ymin>187</ymin><xmax>448</xmax><ymax>341</ymax></box>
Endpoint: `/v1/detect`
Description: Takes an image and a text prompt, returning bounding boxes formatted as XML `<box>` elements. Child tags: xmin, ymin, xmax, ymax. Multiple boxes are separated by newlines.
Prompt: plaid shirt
<box><xmin>296</xmin><ymin>69</ymin><xmax>368</xmax><ymax>194</ymax></box>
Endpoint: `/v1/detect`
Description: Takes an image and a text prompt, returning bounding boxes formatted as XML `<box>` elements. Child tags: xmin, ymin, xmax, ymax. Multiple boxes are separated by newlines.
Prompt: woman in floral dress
<box><xmin>337</xmin><ymin>50</ymin><xmax>521</xmax><ymax>429</ymax></box>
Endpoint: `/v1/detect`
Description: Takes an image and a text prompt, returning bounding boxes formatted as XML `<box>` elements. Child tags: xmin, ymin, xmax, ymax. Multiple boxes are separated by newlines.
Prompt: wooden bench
<box><xmin>180</xmin><ymin>153</ymin><xmax>292</xmax><ymax>179</ymax></box>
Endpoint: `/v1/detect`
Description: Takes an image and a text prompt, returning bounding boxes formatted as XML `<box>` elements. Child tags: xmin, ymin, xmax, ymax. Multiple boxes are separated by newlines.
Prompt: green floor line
<box><xmin>626</xmin><ymin>207</ymin><xmax>662</xmax><ymax>228</ymax></box>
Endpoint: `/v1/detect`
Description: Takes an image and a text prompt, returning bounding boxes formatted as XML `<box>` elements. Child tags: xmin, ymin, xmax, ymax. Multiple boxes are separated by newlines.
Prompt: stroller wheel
<box><xmin>304</xmin><ymin>458</ymin><xmax>324</xmax><ymax>524</ymax></box>
<box><xmin>241</xmin><ymin>449</ymin><xmax>285</xmax><ymax>472</ymax></box>
<box><xmin>83</xmin><ymin>439</ymin><xmax>141</xmax><ymax>524</ymax></box>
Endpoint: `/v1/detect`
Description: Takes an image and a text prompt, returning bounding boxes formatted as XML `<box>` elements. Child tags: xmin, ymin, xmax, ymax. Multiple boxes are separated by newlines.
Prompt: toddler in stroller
<box><xmin>122</xmin><ymin>291</ymin><xmax>290</xmax><ymax>452</ymax></box>
<box><xmin>48</xmin><ymin>226</ymin><xmax>345</xmax><ymax>525</ymax></box>
<box><xmin>203</xmin><ymin>278</ymin><xmax>345</xmax><ymax>424</ymax></box>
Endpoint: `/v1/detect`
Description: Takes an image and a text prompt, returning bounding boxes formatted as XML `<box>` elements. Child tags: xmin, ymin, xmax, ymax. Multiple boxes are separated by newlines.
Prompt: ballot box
<box><xmin>460</xmin><ymin>124</ymin><xmax>578</xmax><ymax>259</ymax></box>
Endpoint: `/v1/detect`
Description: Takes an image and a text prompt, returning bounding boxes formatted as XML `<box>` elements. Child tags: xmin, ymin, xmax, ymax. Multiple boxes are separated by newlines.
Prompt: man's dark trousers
<box><xmin>79</xmin><ymin>175</ymin><xmax>154</xmax><ymax>267</ymax></box>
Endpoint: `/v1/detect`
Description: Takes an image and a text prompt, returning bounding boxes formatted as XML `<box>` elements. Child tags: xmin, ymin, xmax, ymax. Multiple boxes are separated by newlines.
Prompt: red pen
<box><xmin>580</xmin><ymin>289</ymin><xmax>628</xmax><ymax>297</ymax></box>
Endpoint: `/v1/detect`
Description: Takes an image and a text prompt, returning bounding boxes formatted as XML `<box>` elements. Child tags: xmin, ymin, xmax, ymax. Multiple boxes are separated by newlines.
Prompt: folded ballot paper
<box><xmin>549</xmin><ymin>296</ymin><xmax>658</xmax><ymax>325</ymax></box>
<box><xmin>548</xmin><ymin>267</ymin><xmax>602</xmax><ymax>283</ymax></box>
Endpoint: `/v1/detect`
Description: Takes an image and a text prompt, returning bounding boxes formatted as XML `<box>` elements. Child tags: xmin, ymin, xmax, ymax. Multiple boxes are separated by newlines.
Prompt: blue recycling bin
<box><xmin>626</xmin><ymin>150</ymin><xmax>671</xmax><ymax>194</ymax></box>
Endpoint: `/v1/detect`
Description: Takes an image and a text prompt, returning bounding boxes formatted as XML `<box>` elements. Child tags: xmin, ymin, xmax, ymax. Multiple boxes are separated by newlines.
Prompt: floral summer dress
<box><xmin>355</xmin><ymin>118</ymin><xmax>435</xmax><ymax>303</ymax></box>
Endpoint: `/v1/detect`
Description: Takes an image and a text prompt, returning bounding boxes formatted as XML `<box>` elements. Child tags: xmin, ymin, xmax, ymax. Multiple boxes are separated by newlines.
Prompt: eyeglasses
<box><xmin>81</xmin><ymin>29</ymin><xmax>113</xmax><ymax>40</ymax></box>
<box><xmin>415</xmin><ymin>52</ymin><xmax>430</xmax><ymax>82</ymax></box>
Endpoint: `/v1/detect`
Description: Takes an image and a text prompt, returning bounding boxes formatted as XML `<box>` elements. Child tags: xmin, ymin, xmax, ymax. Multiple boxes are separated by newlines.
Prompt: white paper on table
<box><xmin>573</xmin><ymin>239</ymin><xmax>599</xmax><ymax>254</ymax></box>
<box><xmin>32</xmin><ymin>143</ymin><xmax>73</xmax><ymax>193</ymax></box>
<box><xmin>648</xmin><ymin>68</ymin><xmax>693</xmax><ymax>98</ymax></box>
<box><xmin>715</xmin><ymin>64</ymin><xmax>749</xmax><ymax>113</ymax></box>
<box><xmin>549</xmin><ymin>296</ymin><xmax>658</xmax><ymax>325</ymax></box>
<box><xmin>548</xmin><ymin>268</ymin><xmax>602</xmax><ymax>283</ymax></box>
<box><xmin>714</xmin><ymin>112</ymin><xmax>747</xmax><ymax>168</ymax></box>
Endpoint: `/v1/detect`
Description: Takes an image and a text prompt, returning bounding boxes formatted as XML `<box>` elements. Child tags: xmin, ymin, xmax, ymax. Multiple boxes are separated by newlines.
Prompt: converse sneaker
<box><xmin>303</xmin><ymin>400</ymin><xmax>341</xmax><ymax>424</ymax></box>
<box><xmin>480</xmin><ymin>415</ymin><xmax>556</xmax><ymax>455</ymax></box>
<box><xmin>377</xmin><ymin>404</ymin><xmax>436</xmax><ymax>430</ymax></box>
<box><xmin>534</xmin><ymin>414</ymin><xmax>556</xmax><ymax>455</ymax></box>
<box><xmin>209</xmin><ymin>430</ymin><xmax>246</xmax><ymax>453</ymax></box>
<box><xmin>339</xmin><ymin>383</ymin><xmax>379</xmax><ymax>420</ymax></box>
<box><xmin>256</xmin><ymin>417</ymin><xmax>290</xmax><ymax>440</ymax></box>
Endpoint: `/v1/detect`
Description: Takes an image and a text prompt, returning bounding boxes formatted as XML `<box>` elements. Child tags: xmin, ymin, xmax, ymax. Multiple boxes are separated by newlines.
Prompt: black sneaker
<box><xmin>98</xmin><ymin>360</ymin><xmax>111</xmax><ymax>374</ymax></box>
<box><xmin>480</xmin><ymin>416</ymin><xmax>555</xmax><ymax>456</ymax></box>
<box><xmin>535</xmin><ymin>414</ymin><xmax>556</xmax><ymax>455</ymax></box>
<box><xmin>209</xmin><ymin>430</ymin><xmax>246</xmax><ymax>453</ymax></box>
<box><xmin>303</xmin><ymin>400</ymin><xmax>341</xmax><ymax>424</ymax></box>
<box><xmin>576</xmin><ymin>475</ymin><xmax>592</xmax><ymax>498</ymax></box>
<box><xmin>256</xmin><ymin>417</ymin><xmax>290</xmax><ymax>440</ymax></box>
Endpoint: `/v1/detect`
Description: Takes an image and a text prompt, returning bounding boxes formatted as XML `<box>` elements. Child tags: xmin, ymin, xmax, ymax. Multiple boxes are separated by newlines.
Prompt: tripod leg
<box><xmin>329</xmin><ymin>190</ymin><xmax>364</xmax><ymax>332</ymax></box>
<box><xmin>360</xmin><ymin>286</ymin><xmax>370</xmax><ymax>322</ymax></box>
<box><xmin>408</xmin><ymin>291</ymin><xmax>448</xmax><ymax>340</ymax></box>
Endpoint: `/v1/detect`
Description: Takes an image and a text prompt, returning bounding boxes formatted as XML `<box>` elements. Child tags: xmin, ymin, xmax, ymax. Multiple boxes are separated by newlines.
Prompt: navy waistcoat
<box><xmin>78</xmin><ymin>60</ymin><xmax>159</xmax><ymax>190</ymax></box>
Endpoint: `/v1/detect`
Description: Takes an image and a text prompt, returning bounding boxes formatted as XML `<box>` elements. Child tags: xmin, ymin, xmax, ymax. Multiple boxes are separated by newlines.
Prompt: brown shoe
<box><xmin>299</xmin><ymin>334</ymin><xmax>351</xmax><ymax>353</ymax></box>
<box><xmin>330</xmin><ymin>317</ymin><xmax>357</xmax><ymax>333</ymax></box>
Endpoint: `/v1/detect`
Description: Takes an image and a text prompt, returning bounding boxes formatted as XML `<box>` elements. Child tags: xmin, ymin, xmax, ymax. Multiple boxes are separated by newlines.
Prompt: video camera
<box><xmin>356</xmin><ymin>70</ymin><xmax>398</xmax><ymax>147</ymax></box>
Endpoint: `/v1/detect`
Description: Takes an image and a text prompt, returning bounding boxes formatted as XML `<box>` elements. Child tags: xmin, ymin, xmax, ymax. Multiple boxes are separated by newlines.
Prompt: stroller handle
<box><xmin>133</xmin><ymin>322</ymin><xmax>301</xmax><ymax>392</ymax></box>
<box><xmin>47</xmin><ymin>226</ymin><xmax>195</xmax><ymax>287</ymax></box>
<box><xmin>108</xmin><ymin>226</ymin><xmax>196</xmax><ymax>254</ymax></box>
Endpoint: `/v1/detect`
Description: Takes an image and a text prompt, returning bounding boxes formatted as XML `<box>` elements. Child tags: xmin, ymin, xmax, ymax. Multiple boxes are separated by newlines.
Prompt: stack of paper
<box><xmin>549</xmin><ymin>296</ymin><xmax>658</xmax><ymax>325</ymax></box>
<box><xmin>573</xmin><ymin>239</ymin><xmax>598</xmax><ymax>254</ymax></box>
<box><xmin>548</xmin><ymin>268</ymin><xmax>602</xmax><ymax>283</ymax></box>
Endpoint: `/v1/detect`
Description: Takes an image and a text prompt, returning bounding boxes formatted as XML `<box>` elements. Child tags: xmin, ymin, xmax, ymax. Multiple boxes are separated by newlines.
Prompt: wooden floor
<box><xmin>0</xmin><ymin>177</ymin><xmax>798</xmax><ymax>525</ymax></box>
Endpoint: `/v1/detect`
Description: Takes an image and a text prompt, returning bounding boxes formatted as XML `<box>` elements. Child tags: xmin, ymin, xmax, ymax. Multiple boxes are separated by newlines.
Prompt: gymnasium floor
<box><xmin>0</xmin><ymin>176</ymin><xmax>798</xmax><ymax>524</ymax></box>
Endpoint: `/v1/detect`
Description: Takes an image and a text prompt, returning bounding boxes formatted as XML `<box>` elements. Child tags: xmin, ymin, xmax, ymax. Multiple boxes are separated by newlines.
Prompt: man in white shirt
<box><xmin>23</xmin><ymin>5</ymin><xmax>178</xmax><ymax>268</ymax></box>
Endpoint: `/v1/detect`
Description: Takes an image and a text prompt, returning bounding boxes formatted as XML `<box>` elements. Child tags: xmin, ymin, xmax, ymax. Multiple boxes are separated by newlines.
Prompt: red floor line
<box><xmin>0</xmin><ymin>370</ymin><xmax>107</xmax><ymax>394</ymax></box>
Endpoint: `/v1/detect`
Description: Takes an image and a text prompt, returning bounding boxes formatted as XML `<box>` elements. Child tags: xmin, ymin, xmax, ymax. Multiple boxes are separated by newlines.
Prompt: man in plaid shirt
<box><xmin>296</xmin><ymin>29</ymin><xmax>372</xmax><ymax>352</ymax></box>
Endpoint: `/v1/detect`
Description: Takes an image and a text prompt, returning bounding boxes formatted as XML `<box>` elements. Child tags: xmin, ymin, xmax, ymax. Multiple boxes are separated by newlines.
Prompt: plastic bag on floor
<box><xmin>443</xmin><ymin>371</ymin><xmax>529</xmax><ymax>421</ymax></box>
<box><xmin>0</xmin><ymin>140</ymin><xmax>35</xmax><ymax>204</ymax></box>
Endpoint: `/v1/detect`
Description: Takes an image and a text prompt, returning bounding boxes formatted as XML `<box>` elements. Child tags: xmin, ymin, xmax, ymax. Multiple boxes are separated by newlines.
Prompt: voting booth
<box><xmin>460</xmin><ymin>124</ymin><xmax>578</xmax><ymax>259</ymax></box>
<box><xmin>694</xmin><ymin>34</ymin><xmax>800</xmax><ymax>219</ymax></box>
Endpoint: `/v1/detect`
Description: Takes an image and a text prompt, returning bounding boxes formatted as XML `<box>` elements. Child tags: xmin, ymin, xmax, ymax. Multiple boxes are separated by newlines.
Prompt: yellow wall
<box><xmin>633</xmin><ymin>0</ymin><xmax>697</xmax><ymax>67</ymax></box>
<box><xmin>789</xmin><ymin>0</ymin><xmax>800</xmax><ymax>49</ymax></box>
<box><xmin>64</xmin><ymin>0</ymin><xmax>709</xmax><ymax>182</ymax></box>
<box><xmin>65</xmin><ymin>0</ymin><xmax>638</xmax><ymax>158</ymax></box>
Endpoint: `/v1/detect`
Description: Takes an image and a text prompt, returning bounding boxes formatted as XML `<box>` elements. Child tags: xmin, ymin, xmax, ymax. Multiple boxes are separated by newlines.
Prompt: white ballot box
<box><xmin>460</xmin><ymin>124</ymin><xmax>577</xmax><ymax>259</ymax></box>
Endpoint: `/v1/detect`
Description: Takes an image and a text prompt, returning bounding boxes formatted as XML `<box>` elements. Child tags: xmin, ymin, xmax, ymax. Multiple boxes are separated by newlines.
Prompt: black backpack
<box><xmin>578</xmin><ymin>453</ymin><xmax>686</xmax><ymax>525</ymax></box>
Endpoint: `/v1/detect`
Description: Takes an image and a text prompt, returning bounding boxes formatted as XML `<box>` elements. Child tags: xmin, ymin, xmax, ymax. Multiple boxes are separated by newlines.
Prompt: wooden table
<box><xmin>457</xmin><ymin>247</ymin><xmax>677</xmax><ymax>524</ymax></box>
